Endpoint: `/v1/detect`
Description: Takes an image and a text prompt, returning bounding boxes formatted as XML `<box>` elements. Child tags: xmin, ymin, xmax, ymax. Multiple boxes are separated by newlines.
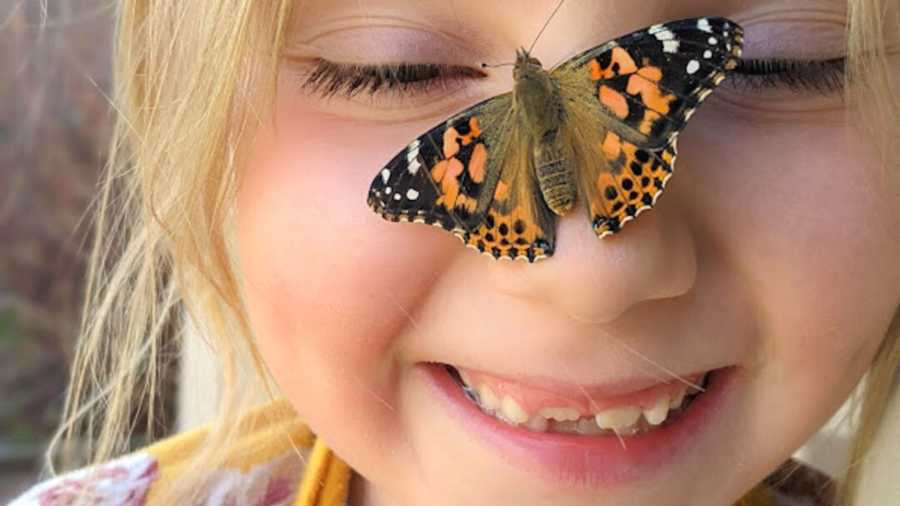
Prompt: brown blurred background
<box><xmin>1</xmin><ymin>0</ymin><xmax>114</xmax><ymax>499</ymax></box>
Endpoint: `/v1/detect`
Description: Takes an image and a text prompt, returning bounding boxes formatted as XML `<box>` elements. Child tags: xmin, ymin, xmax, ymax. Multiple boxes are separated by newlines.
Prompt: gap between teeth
<box><xmin>461</xmin><ymin>372</ymin><xmax>702</xmax><ymax>435</ymax></box>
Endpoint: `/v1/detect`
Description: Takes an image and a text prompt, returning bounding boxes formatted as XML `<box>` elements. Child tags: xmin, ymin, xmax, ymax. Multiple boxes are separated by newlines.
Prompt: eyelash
<box><xmin>300</xmin><ymin>59</ymin><xmax>485</xmax><ymax>98</ymax></box>
<box><xmin>728</xmin><ymin>57</ymin><xmax>847</xmax><ymax>94</ymax></box>
<box><xmin>299</xmin><ymin>57</ymin><xmax>847</xmax><ymax>99</ymax></box>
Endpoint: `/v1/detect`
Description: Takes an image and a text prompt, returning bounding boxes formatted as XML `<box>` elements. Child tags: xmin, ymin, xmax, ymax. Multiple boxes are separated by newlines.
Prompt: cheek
<box><xmin>234</xmin><ymin>108</ymin><xmax>455</xmax><ymax>411</ymax></box>
<box><xmin>682</xmin><ymin>113</ymin><xmax>900</xmax><ymax>388</ymax></box>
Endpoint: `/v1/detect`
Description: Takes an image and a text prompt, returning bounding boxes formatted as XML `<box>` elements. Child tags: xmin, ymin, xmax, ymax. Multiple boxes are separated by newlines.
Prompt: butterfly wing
<box><xmin>464</xmin><ymin>130</ymin><xmax>558</xmax><ymax>261</ymax></box>
<box><xmin>551</xmin><ymin>17</ymin><xmax>743</xmax><ymax>236</ymax></box>
<box><xmin>368</xmin><ymin>93</ymin><xmax>556</xmax><ymax>261</ymax></box>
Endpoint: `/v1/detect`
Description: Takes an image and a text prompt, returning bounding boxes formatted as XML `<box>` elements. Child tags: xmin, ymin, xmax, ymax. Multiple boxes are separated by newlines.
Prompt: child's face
<box><xmin>236</xmin><ymin>1</ymin><xmax>900</xmax><ymax>505</ymax></box>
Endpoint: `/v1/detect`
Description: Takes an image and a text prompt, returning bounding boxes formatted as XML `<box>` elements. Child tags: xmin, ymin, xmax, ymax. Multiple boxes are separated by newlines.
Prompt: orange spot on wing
<box><xmin>469</xmin><ymin>117</ymin><xmax>481</xmax><ymax>138</ymax></box>
<box><xmin>599</xmin><ymin>86</ymin><xmax>629</xmax><ymax>118</ymax></box>
<box><xmin>432</xmin><ymin>158</ymin><xmax>464</xmax><ymax>207</ymax></box>
<box><xmin>432</xmin><ymin>159</ymin><xmax>448</xmax><ymax>181</ymax></box>
<box><xmin>596</xmin><ymin>172</ymin><xmax>616</xmax><ymax>194</ymax></box>
<box><xmin>455</xmin><ymin>194</ymin><xmax>478</xmax><ymax>213</ymax></box>
<box><xmin>639</xmin><ymin>110</ymin><xmax>662</xmax><ymax>135</ymax></box>
<box><xmin>601</xmin><ymin>132</ymin><xmax>622</xmax><ymax>159</ymax></box>
<box><xmin>443</xmin><ymin>127</ymin><xmax>461</xmax><ymax>158</ymax></box>
<box><xmin>626</xmin><ymin>67</ymin><xmax>675</xmax><ymax>114</ymax></box>
<box><xmin>589</xmin><ymin>59</ymin><xmax>602</xmax><ymax>80</ymax></box>
<box><xmin>468</xmin><ymin>143</ymin><xmax>488</xmax><ymax>183</ymax></box>
<box><xmin>459</xmin><ymin>117</ymin><xmax>482</xmax><ymax>146</ymax></box>
<box><xmin>493</xmin><ymin>181</ymin><xmax>510</xmax><ymax>201</ymax></box>
<box><xmin>597</xmin><ymin>47</ymin><xmax>638</xmax><ymax>79</ymax></box>
<box><xmin>637</xmin><ymin>66</ymin><xmax>662</xmax><ymax>82</ymax></box>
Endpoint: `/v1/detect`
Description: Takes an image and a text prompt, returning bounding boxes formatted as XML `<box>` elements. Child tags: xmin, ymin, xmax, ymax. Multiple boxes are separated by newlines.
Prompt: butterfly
<box><xmin>368</xmin><ymin>17</ymin><xmax>743</xmax><ymax>262</ymax></box>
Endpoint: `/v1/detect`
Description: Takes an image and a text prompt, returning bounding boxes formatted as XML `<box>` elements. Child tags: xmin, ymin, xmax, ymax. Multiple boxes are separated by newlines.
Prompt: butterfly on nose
<box><xmin>368</xmin><ymin>17</ymin><xmax>743</xmax><ymax>262</ymax></box>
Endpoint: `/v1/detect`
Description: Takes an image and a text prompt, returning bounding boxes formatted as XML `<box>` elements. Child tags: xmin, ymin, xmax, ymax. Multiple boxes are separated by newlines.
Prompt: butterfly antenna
<box><xmin>480</xmin><ymin>62</ymin><xmax>515</xmax><ymax>69</ymax></box>
<box><xmin>527</xmin><ymin>0</ymin><xmax>566</xmax><ymax>54</ymax></box>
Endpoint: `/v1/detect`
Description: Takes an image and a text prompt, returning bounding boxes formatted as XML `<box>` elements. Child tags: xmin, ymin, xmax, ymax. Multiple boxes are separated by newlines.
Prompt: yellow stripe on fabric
<box><xmin>144</xmin><ymin>399</ymin><xmax>314</xmax><ymax>502</ymax></box>
<box><xmin>734</xmin><ymin>484</ymin><xmax>773</xmax><ymax>506</ymax></box>
<box><xmin>294</xmin><ymin>436</ymin><xmax>350</xmax><ymax>506</ymax></box>
<box><xmin>320</xmin><ymin>447</ymin><xmax>351</xmax><ymax>505</ymax></box>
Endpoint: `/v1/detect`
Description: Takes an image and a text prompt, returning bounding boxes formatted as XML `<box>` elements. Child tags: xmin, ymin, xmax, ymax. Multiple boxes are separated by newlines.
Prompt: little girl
<box><xmin>13</xmin><ymin>0</ymin><xmax>900</xmax><ymax>505</ymax></box>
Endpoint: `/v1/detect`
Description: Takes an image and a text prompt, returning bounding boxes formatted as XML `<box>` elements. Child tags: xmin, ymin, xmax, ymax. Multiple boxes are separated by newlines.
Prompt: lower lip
<box><xmin>418</xmin><ymin>362</ymin><xmax>738</xmax><ymax>489</ymax></box>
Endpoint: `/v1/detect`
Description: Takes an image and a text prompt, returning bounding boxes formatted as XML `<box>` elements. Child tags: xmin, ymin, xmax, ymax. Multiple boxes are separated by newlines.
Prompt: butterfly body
<box><xmin>513</xmin><ymin>48</ymin><xmax>577</xmax><ymax>216</ymax></box>
<box><xmin>369</xmin><ymin>17</ymin><xmax>744</xmax><ymax>262</ymax></box>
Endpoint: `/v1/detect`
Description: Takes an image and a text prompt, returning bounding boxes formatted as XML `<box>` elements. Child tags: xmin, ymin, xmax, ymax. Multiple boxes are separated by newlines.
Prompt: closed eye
<box><xmin>298</xmin><ymin>58</ymin><xmax>486</xmax><ymax>99</ymax></box>
<box><xmin>728</xmin><ymin>57</ymin><xmax>847</xmax><ymax>95</ymax></box>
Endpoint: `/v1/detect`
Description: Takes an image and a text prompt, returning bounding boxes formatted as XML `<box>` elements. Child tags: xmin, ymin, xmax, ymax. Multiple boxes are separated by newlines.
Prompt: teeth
<box><xmin>500</xmin><ymin>395</ymin><xmax>528</xmax><ymax>425</ymax></box>
<box><xmin>642</xmin><ymin>394</ymin><xmax>670</xmax><ymax>426</ymax></box>
<box><xmin>594</xmin><ymin>406</ymin><xmax>642</xmax><ymax>431</ymax></box>
<box><xmin>551</xmin><ymin>419</ymin><xmax>579</xmax><ymax>433</ymax></box>
<box><xmin>458</xmin><ymin>368</ymin><xmax>473</xmax><ymax>386</ymax></box>
<box><xmin>577</xmin><ymin>417</ymin><xmax>604</xmax><ymax>435</ymax></box>
<box><xmin>455</xmin><ymin>369</ymin><xmax>713</xmax><ymax>436</ymax></box>
<box><xmin>525</xmin><ymin>414</ymin><xmax>549</xmax><ymax>432</ymax></box>
<box><xmin>536</xmin><ymin>407</ymin><xmax>581</xmax><ymax>422</ymax></box>
<box><xmin>669</xmin><ymin>388</ymin><xmax>686</xmax><ymax>409</ymax></box>
<box><xmin>477</xmin><ymin>384</ymin><xmax>500</xmax><ymax>413</ymax></box>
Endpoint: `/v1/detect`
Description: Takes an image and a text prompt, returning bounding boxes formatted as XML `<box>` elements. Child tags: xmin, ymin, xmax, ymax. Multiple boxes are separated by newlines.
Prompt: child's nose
<box><xmin>485</xmin><ymin>203</ymin><xmax>697</xmax><ymax>323</ymax></box>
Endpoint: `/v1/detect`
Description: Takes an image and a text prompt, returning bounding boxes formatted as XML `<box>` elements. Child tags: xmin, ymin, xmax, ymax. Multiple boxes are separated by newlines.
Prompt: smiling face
<box><xmin>235</xmin><ymin>1</ymin><xmax>900</xmax><ymax>505</ymax></box>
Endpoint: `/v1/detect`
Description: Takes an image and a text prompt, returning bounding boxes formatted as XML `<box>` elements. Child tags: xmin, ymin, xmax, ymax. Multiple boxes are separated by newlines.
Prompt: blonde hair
<box><xmin>50</xmin><ymin>1</ymin><xmax>900</xmax><ymax>505</ymax></box>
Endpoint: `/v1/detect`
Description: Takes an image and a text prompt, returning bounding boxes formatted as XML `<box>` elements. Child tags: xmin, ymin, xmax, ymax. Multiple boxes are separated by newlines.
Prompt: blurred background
<box><xmin>0</xmin><ymin>0</ymin><xmax>888</xmax><ymax>503</ymax></box>
<box><xmin>0</xmin><ymin>1</ymin><xmax>177</xmax><ymax>500</ymax></box>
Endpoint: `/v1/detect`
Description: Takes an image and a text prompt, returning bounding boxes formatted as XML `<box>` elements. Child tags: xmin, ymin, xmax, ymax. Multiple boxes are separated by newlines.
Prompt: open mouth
<box><xmin>419</xmin><ymin>362</ymin><xmax>736</xmax><ymax>488</ymax></box>
<box><xmin>444</xmin><ymin>363</ymin><xmax>712</xmax><ymax>437</ymax></box>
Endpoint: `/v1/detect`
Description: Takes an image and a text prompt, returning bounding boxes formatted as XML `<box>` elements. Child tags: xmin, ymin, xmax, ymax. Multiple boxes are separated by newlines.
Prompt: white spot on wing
<box><xmin>381</xmin><ymin>168</ymin><xmax>391</xmax><ymax>184</ymax></box>
<box><xmin>406</xmin><ymin>189</ymin><xmax>419</xmax><ymax>200</ymax></box>
<box><xmin>698</xmin><ymin>18</ymin><xmax>713</xmax><ymax>33</ymax></box>
<box><xmin>686</xmin><ymin>60</ymin><xmax>700</xmax><ymax>75</ymax></box>
<box><xmin>708</xmin><ymin>36</ymin><xmax>718</xmax><ymax>45</ymax></box>
<box><xmin>654</xmin><ymin>29</ymin><xmax>674</xmax><ymax>41</ymax></box>
<box><xmin>703</xmin><ymin>49</ymin><xmax>713</xmax><ymax>59</ymax></box>
<box><xmin>406</xmin><ymin>141</ymin><xmax>420</xmax><ymax>162</ymax></box>
<box><xmin>385</xmin><ymin>186</ymin><xmax>392</xmax><ymax>194</ymax></box>
<box><xmin>407</xmin><ymin>159</ymin><xmax>421</xmax><ymax>175</ymax></box>
<box><xmin>663</xmin><ymin>40</ymin><xmax>680</xmax><ymax>53</ymax></box>
<box><xmin>393</xmin><ymin>193</ymin><xmax>402</xmax><ymax>201</ymax></box>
